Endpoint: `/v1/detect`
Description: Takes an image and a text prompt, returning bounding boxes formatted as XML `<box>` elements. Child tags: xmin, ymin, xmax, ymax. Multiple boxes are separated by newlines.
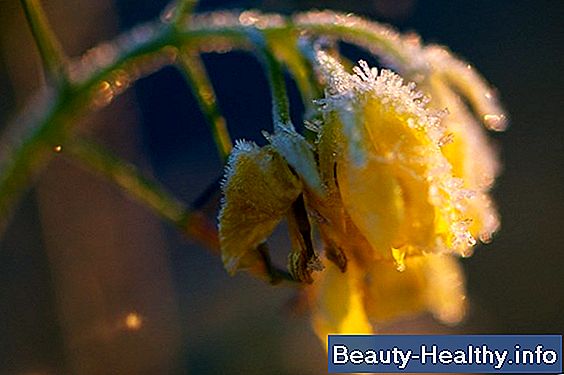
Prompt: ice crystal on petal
<box><xmin>316</xmin><ymin>51</ymin><xmax>446</xmax><ymax>149</ymax></box>
<box><xmin>315</xmin><ymin>51</ymin><xmax>477</xmax><ymax>257</ymax></box>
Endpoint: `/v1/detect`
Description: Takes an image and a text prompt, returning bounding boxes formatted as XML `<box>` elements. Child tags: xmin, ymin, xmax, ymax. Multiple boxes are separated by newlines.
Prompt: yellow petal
<box><xmin>363</xmin><ymin>254</ymin><xmax>467</xmax><ymax>325</ymax></box>
<box><xmin>423</xmin><ymin>254</ymin><xmax>467</xmax><ymax>325</ymax></box>
<box><xmin>427</xmin><ymin>76</ymin><xmax>500</xmax><ymax>242</ymax></box>
<box><xmin>337</xmin><ymin>152</ymin><xmax>405</xmax><ymax>258</ymax></box>
<box><xmin>308</xmin><ymin>112</ymin><xmax>374</xmax><ymax>267</ymax></box>
<box><xmin>362</xmin><ymin>96</ymin><xmax>437</xmax><ymax>247</ymax></box>
<box><xmin>316</xmin><ymin>53</ymin><xmax>476</xmax><ymax>259</ymax></box>
<box><xmin>311</xmin><ymin>261</ymin><xmax>373</xmax><ymax>350</ymax></box>
<box><xmin>219</xmin><ymin>141</ymin><xmax>302</xmax><ymax>274</ymax></box>
<box><xmin>363</xmin><ymin>258</ymin><xmax>427</xmax><ymax>323</ymax></box>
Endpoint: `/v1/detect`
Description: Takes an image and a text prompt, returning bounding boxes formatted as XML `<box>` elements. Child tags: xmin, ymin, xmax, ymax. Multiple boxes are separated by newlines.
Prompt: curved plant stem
<box><xmin>171</xmin><ymin>0</ymin><xmax>199</xmax><ymax>27</ymax></box>
<box><xmin>20</xmin><ymin>0</ymin><xmax>68</xmax><ymax>85</ymax></box>
<box><xmin>177</xmin><ymin>49</ymin><xmax>232</xmax><ymax>160</ymax></box>
<box><xmin>0</xmin><ymin>9</ymin><xmax>417</xmax><ymax>236</ymax></box>
<box><xmin>66</xmin><ymin>139</ymin><xmax>219</xmax><ymax>251</ymax></box>
<box><xmin>249</xmin><ymin>30</ymin><xmax>293</xmax><ymax>131</ymax></box>
<box><xmin>67</xmin><ymin>140</ymin><xmax>297</xmax><ymax>285</ymax></box>
<box><xmin>266</xmin><ymin>31</ymin><xmax>322</xmax><ymax>123</ymax></box>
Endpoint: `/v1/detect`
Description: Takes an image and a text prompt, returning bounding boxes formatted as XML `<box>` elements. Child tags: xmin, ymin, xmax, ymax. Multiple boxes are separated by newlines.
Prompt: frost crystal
<box><xmin>316</xmin><ymin>51</ymin><xmax>446</xmax><ymax>147</ymax></box>
<box><xmin>293</xmin><ymin>10</ymin><xmax>506</xmax><ymax>133</ymax></box>
<box><xmin>315</xmin><ymin>51</ymin><xmax>483</xmax><ymax>256</ymax></box>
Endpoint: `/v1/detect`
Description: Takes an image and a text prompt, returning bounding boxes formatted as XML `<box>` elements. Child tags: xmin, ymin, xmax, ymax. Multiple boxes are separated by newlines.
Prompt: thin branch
<box><xmin>257</xmin><ymin>243</ymin><xmax>298</xmax><ymax>285</ymax></box>
<box><xmin>177</xmin><ymin>50</ymin><xmax>232</xmax><ymax>161</ymax></box>
<box><xmin>0</xmin><ymin>10</ymin><xmax>437</xmax><ymax>235</ymax></box>
<box><xmin>250</xmin><ymin>30</ymin><xmax>325</xmax><ymax>196</ymax></box>
<box><xmin>265</xmin><ymin>29</ymin><xmax>322</xmax><ymax>130</ymax></box>
<box><xmin>66</xmin><ymin>139</ymin><xmax>219</xmax><ymax>251</ymax></box>
<box><xmin>66</xmin><ymin>139</ymin><xmax>301</xmax><ymax>285</ymax></box>
<box><xmin>248</xmin><ymin>30</ymin><xmax>293</xmax><ymax>131</ymax></box>
<box><xmin>20</xmin><ymin>0</ymin><xmax>68</xmax><ymax>85</ymax></box>
<box><xmin>172</xmin><ymin>0</ymin><xmax>198</xmax><ymax>27</ymax></box>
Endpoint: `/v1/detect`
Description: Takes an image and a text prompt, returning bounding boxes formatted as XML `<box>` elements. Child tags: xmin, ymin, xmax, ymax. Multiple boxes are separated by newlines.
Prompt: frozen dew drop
<box><xmin>91</xmin><ymin>81</ymin><xmax>114</xmax><ymax>108</ymax></box>
<box><xmin>483</xmin><ymin>113</ymin><xmax>507</xmax><ymax>131</ymax></box>
<box><xmin>110</xmin><ymin>69</ymin><xmax>131</xmax><ymax>94</ymax></box>
<box><xmin>239</xmin><ymin>11</ymin><xmax>260</xmax><ymax>26</ymax></box>
<box><xmin>479</xmin><ymin>231</ymin><xmax>494</xmax><ymax>244</ymax></box>
<box><xmin>159</xmin><ymin>2</ymin><xmax>176</xmax><ymax>23</ymax></box>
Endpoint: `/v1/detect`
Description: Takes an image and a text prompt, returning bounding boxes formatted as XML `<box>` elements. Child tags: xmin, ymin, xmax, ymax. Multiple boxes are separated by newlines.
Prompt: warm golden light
<box><xmin>125</xmin><ymin>312</ymin><xmax>142</xmax><ymax>331</ymax></box>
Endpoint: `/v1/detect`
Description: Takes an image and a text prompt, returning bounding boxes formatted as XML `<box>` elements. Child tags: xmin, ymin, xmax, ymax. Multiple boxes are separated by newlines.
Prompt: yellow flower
<box><xmin>310</xmin><ymin>253</ymin><xmax>466</xmax><ymax>345</ymax></box>
<box><xmin>217</xmin><ymin>50</ymin><xmax>504</xmax><ymax>347</ymax></box>
<box><xmin>304</xmin><ymin>53</ymin><xmax>476</xmax><ymax>343</ymax></box>
<box><xmin>313</xmin><ymin>52</ymin><xmax>478</xmax><ymax>267</ymax></box>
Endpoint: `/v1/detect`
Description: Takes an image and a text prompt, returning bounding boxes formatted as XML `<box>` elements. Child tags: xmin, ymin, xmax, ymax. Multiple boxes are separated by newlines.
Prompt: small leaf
<box><xmin>362</xmin><ymin>254</ymin><xmax>466</xmax><ymax>325</ymax></box>
<box><xmin>20</xmin><ymin>0</ymin><xmax>68</xmax><ymax>84</ymax></box>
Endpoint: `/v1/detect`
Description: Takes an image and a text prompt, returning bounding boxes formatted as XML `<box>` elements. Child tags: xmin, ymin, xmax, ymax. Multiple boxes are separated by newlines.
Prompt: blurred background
<box><xmin>0</xmin><ymin>0</ymin><xmax>562</xmax><ymax>374</ymax></box>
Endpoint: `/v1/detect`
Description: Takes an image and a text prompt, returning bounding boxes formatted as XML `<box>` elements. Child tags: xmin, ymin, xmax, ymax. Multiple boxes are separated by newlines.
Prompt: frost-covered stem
<box><xmin>285</xmin><ymin>39</ymin><xmax>322</xmax><ymax>123</ymax></box>
<box><xmin>249</xmin><ymin>31</ymin><xmax>293</xmax><ymax>130</ymax></box>
<box><xmin>177</xmin><ymin>49</ymin><xmax>232</xmax><ymax>160</ymax></box>
<box><xmin>66</xmin><ymin>139</ymin><xmax>219</xmax><ymax>251</ymax></box>
<box><xmin>0</xmin><ymin>27</ymin><xmax>174</xmax><ymax>234</ymax></box>
<box><xmin>171</xmin><ymin>0</ymin><xmax>198</xmax><ymax>27</ymax></box>
<box><xmin>0</xmin><ymin>9</ymin><xmax>419</xmax><ymax>235</ymax></box>
<box><xmin>67</xmin><ymin>141</ymin><xmax>295</xmax><ymax>282</ymax></box>
<box><xmin>20</xmin><ymin>0</ymin><xmax>68</xmax><ymax>85</ymax></box>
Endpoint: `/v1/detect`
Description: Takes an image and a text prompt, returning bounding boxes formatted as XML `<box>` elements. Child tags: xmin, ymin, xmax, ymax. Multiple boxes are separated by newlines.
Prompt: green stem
<box><xmin>0</xmin><ymin>25</ymin><xmax>179</xmax><ymax>234</ymax></box>
<box><xmin>248</xmin><ymin>30</ymin><xmax>293</xmax><ymax>131</ymax></box>
<box><xmin>0</xmin><ymin>10</ymin><xmax>417</xmax><ymax>235</ymax></box>
<box><xmin>66</xmin><ymin>139</ymin><xmax>299</xmax><ymax>284</ymax></box>
<box><xmin>66</xmin><ymin>139</ymin><xmax>219</xmax><ymax>251</ymax></box>
<box><xmin>267</xmin><ymin>32</ymin><xmax>322</xmax><ymax>120</ymax></box>
<box><xmin>257</xmin><ymin>243</ymin><xmax>298</xmax><ymax>285</ymax></box>
<box><xmin>292</xmin><ymin>12</ymin><xmax>417</xmax><ymax>73</ymax></box>
<box><xmin>177</xmin><ymin>49</ymin><xmax>232</xmax><ymax>160</ymax></box>
<box><xmin>171</xmin><ymin>0</ymin><xmax>198</xmax><ymax>27</ymax></box>
<box><xmin>20</xmin><ymin>0</ymin><xmax>68</xmax><ymax>85</ymax></box>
